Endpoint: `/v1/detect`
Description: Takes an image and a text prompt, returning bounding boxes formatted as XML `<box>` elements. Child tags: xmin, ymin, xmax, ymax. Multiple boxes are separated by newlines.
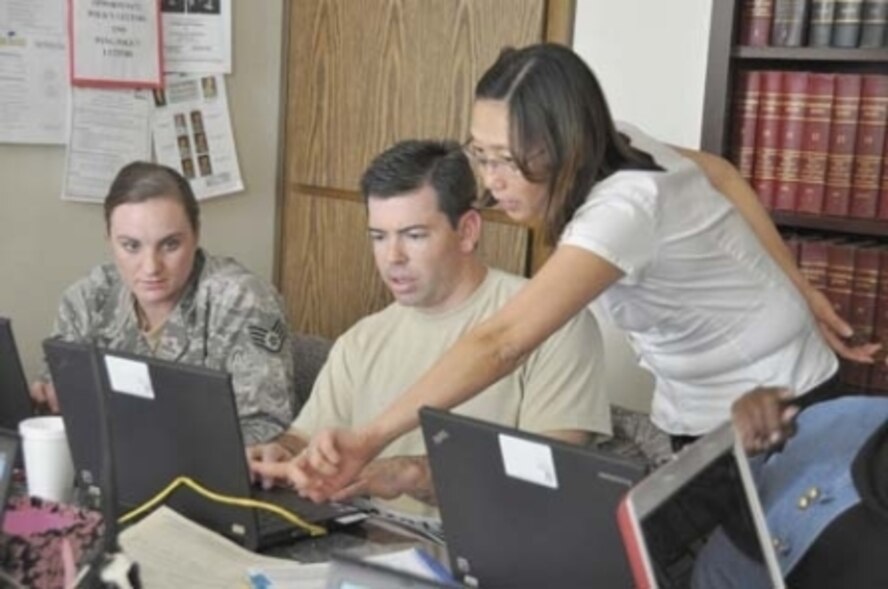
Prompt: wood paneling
<box><xmin>286</xmin><ymin>0</ymin><xmax>544</xmax><ymax>191</ymax></box>
<box><xmin>279</xmin><ymin>191</ymin><xmax>390</xmax><ymax>336</ymax></box>
<box><xmin>477</xmin><ymin>210</ymin><xmax>529</xmax><ymax>276</ymax></box>
<box><xmin>279</xmin><ymin>0</ymin><xmax>566</xmax><ymax>338</ymax></box>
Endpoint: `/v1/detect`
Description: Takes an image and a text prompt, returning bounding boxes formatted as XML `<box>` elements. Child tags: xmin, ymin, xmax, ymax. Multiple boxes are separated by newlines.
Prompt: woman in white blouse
<box><xmin>260</xmin><ymin>43</ymin><xmax>878</xmax><ymax>499</ymax></box>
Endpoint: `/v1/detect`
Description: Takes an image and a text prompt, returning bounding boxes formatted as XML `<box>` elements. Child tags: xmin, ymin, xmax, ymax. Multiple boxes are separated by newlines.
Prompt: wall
<box><xmin>0</xmin><ymin>1</ymin><xmax>284</xmax><ymax>381</ymax></box>
<box><xmin>572</xmin><ymin>0</ymin><xmax>713</xmax><ymax>413</ymax></box>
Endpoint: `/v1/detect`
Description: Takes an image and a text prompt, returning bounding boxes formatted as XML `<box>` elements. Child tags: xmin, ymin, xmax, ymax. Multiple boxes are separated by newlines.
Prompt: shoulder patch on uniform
<box><xmin>248</xmin><ymin>319</ymin><xmax>286</xmax><ymax>353</ymax></box>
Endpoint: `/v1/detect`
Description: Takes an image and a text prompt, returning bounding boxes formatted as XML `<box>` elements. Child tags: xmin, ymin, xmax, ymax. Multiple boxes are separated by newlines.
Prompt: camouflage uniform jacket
<box><xmin>43</xmin><ymin>249</ymin><xmax>296</xmax><ymax>444</ymax></box>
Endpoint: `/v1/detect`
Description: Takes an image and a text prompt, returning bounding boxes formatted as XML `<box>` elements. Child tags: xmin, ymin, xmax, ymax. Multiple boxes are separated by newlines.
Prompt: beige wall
<box><xmin>2</xmin><ymin>0</ymin><xmax>715</xmax><ymax>415</ymax></box>
<box><xmin>0</xmin><ymin>1</ymin><xmax>284</xmax><ymax>381</ymax></box>
<box><xmin>573</xmin><ymin>0</ymin><xmax>714</xmax><ymax>413</ymax></box>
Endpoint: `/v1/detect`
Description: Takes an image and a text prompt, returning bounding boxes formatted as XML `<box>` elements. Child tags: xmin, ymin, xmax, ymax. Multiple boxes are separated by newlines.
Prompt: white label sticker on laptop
<box><xmin>498</xmin><ymin>433</ymin><xmax>558</xmax><ymax>489</ymax></box>
<box><xmin>104</xmin><ymin>355</ymin><xmax>155</xmax><ymax>399</ymax></box>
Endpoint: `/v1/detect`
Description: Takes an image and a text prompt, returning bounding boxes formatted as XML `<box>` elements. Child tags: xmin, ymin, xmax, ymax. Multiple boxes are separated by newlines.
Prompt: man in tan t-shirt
<box><xmin>249</xmin><ymin>140</ymin><xmax>610</xmax><ymax>517</ymax></box>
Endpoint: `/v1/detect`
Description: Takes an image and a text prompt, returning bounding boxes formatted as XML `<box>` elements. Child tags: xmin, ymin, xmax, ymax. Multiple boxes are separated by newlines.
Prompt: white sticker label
<box><xmin>104</xmin><ymin>355</ymin><xmax>154</xmax><ymax>399</ymax></box>
<box><xmin>498</xmin><ymin>433</ymin><xmax>558</xmax><ymax>489</ymax></box>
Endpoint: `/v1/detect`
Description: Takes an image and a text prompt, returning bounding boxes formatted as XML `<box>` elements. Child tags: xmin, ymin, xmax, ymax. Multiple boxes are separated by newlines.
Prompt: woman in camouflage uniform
<box><xmin>31</xmin><ymin>162</ymin><xmax>296</xmax><ymax>445</ymax></box>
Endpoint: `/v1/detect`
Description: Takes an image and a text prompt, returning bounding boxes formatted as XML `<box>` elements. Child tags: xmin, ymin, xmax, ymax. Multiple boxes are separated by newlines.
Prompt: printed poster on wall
<box><xmin>0</xmin><ymin>0</ymin><xmax>69</xmax><ymax>144</ymax></box>
<box><xmin>69</xmin><ymin>0</ymin><xmax>162</xmax><ymax>88</ymax></box>
<box><xmin>151</xmin><ymin>73</ymin><xmax>242</xmax><ymax>199</ymax></box>
<box><xmin>161</xmin><ymin>0</ymin><xmax>230</xmax><ymax>74</ymax></box>
<box><xmin>62</xmin><ymin>86</ymin><xmax>152</xmax><ymax>202</ymax></box>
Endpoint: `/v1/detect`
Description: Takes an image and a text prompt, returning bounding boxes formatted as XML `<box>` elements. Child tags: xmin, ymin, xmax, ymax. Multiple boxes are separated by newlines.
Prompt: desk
<box><xmin>2</xmin><ymin>487</ymin><xmax>448</xmax><ymax>589</ymax></box>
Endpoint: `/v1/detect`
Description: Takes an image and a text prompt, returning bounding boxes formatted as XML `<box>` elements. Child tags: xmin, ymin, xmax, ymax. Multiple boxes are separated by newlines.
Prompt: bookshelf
<box><xmin>701</xmin><ymin>0</ymin><xmax>888</xmax><ymax>394</ymax></box>
<box><xmin>703</xmin><ymin>2</ymin><xmax>888</xmax><ymax>158</ymax></box>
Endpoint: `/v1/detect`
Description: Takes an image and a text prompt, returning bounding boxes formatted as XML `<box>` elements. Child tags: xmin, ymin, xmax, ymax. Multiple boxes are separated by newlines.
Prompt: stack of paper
<box><xmin>119</xmin><ymin>506</ymin><xmax>327</xmax><ymax>588</ymax></box>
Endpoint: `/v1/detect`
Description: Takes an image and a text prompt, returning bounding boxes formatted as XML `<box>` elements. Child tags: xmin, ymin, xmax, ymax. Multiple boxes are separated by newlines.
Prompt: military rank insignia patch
<box><xmin>248</xmin><ymin>319</ymin><xmax>286</xmax><ymax>353</ymax></box>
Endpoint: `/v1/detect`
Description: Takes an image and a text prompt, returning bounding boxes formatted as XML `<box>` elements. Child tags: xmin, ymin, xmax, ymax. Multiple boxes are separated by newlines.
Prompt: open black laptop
<box><xmin>43</xmin><ymin>338</ymin><xmax>365</xmax><ymax>551</ymax></box>
<box><xmin>0</xmin><ymin>318</ymin><xmax>36</xmax><ymax>432</ymax></box>
<box><xmin>420</xmin><ymin>407</ymin><xmax>647</xmax><ymax>588</ymax></box>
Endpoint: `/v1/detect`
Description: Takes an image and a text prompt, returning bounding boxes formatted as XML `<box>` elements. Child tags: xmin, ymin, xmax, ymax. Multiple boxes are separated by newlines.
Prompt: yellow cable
<box><xmin>117</xmin><ymin>476</ymin><xmax>327</xmax><ymax>537</ymax></box>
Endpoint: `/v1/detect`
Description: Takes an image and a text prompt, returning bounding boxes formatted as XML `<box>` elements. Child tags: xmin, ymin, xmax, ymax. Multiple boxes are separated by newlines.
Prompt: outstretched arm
<box><xmin>296</xmin><ymin>246</ymin><xmax>623</xmax><ymax>500</ymax></box>
<box><xmin>676</xmin><ymin>147</ymin><xmax>879</xmax><ymax>363</ymax></box>
<box><xmin>330</xmin><ymin>429</ymin><xmax>591</xmax><ymax>505</ymax></box>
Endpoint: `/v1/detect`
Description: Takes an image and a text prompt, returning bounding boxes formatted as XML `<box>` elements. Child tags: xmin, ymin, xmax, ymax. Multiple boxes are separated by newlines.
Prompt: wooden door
<box><xmin>277</xmin><ymin>0</ymin><xmax>572</xmax><ymax>337</ymax></box>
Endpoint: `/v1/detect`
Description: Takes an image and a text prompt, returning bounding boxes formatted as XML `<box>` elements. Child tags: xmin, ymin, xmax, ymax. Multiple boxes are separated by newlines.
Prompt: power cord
<box><xmin>117</xmin><ymin>476</ymin><xmax>327</xmax><ymax>537</ymax></box>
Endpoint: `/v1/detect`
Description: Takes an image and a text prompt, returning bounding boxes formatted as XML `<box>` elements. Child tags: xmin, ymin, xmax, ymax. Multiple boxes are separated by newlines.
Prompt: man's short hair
<box><xmin>360</xmin><ymin>140</ymin><xmax>477</xmax><ymax>228</ymax></box>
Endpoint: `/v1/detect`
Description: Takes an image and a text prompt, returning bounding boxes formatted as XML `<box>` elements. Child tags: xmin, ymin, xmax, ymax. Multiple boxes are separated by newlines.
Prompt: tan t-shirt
<box><xmin>292</xmin><ymin>268</ymin><xmax>610</xmax><ymax>516</ymax></box>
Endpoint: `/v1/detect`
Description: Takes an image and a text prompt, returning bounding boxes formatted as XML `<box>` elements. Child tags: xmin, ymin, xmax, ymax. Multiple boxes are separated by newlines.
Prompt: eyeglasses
<box><xmin>462</xmin><ymin>141</ymin><xmax>522</xmax><ymax>176</ymax></box>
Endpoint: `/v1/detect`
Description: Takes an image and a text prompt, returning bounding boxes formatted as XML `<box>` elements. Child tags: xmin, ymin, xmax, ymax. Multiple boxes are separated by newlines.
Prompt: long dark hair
<box><xmin>475</xmin><ymin>43</ymin><xmax>660</xmax><ymax>244</ymax></box>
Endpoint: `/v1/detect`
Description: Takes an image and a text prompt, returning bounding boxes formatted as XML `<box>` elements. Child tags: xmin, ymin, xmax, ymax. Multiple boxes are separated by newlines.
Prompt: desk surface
<box><xmin>3</xmin><ymin>483</ymin><xmax>449</xmax><ymax>589</ymax></box>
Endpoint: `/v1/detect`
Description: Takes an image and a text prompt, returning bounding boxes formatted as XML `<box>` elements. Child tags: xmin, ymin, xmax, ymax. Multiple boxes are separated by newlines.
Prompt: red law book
<box><xmin>774</xmin><ymin>71</ymin><xmax>809</xmax><ymax>211</ymax></box>
<box><xmin>849</xmin><ymin>75</ymin><xmax>888</xmax><ymax>219</ymax></box>
<box><xmin>799</xmin><ymin>237</ymin><xmax>829</xmax><ymax>291</ymax></box>
<box><xmin>868</xmin><ymin>248</ymin><xmax>888</xmax><ymax>393</ymax></box>
<box><xmin>797</xmin><ymin>74</ymin><xmax>836</xmax><ymax>215</ymax></box>
<box><xmin>845</xmin><ymin>245</ymin><xmax>880</xmax><ymax>388</ymax></box>
<box><xmin>730</xmin><ymin>70</ymin><xmax>762</xmax><ymax>182</ymax></box>
<box><xmin>752</xmin><ymin>71</ymin><xmax>784</xmax><ymax>209</ymax></box>
<box><xmin>824</xmin><ymin>74</ymin><xmax>863</xmax><ymax>218</ymax></box>
<box><xmin>825</xmin><ymin>240</ymin><xmax>856</xmax><ymax>320</ymax></box>
<box><xmin>739</xmin><ymin>0</ymin><xmax>776</xmax><ymax>46</ymax></box>
<box><xmin>825</xmin><ymin>241</ymin><xmax>857</xmax><ymax>386</ymax></box>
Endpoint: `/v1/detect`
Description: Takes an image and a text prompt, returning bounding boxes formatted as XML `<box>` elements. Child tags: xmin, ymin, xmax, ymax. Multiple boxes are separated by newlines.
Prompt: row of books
<box><xmin>739</xmin><ymin>0</ymin><xmax>888</xmax><ymax>48</ymax></box>
<box><xmin>786</xmin><ymin>234</ymin><xmax>888</xmax><ymax>392</ymax></box>
<box><xmin>731</xmin><ymin>70</ymin><xmax>888</xmax><ymax>217</ymax></box>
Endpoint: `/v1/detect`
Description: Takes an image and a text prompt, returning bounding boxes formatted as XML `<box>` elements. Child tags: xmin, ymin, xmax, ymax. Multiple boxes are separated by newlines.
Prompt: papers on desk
<box><xmin>119</xmin><ymin>505</ymin><xmax>317</xmax><ymax>588</ymax></box>
<box><xmin>247</xmin><ymin>547</ymin><xmax>449</xmax><ymax>589</ymax></box>
<box><xmin>118</xmin><ymin>505</ymin><xmax>452</xmax><ymax>589</ymax></box>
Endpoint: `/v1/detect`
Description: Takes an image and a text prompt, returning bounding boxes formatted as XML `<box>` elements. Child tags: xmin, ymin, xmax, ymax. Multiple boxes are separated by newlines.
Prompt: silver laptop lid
<box><xmin>618</xmin><ymin>421</ymin><xmax>785</xmax><ymax>589</ymax></box>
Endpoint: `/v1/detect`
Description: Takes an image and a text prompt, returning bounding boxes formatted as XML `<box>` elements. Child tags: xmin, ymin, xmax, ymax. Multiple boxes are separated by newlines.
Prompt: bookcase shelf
<box><xmin>702</xmin><ymin>0</ymin><xmax>888</xmax><ymax>197</ymax></box>
<box><xmin>772</xmin><ymin>212</ymin><xmax>888</xmax><ymax>238</ymax></box>
<box><xmin>702</xmin><ymin>0</ymin><xmax>888</xmax><ymax>396</ymax></box>
<box><xmin>733</xmin><ymin>46</ymin><xmax>888</xmax><ymax>63</ymax></box>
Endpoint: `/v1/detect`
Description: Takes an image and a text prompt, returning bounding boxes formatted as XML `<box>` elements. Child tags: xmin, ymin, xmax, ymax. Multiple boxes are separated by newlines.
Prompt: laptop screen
<box><xmin>619</xmin><ymin>422</ymin><xmax>784</xmax><ymax>589</ymax></box>
<box><xmin>639</xmin><ymin>448</ymin><xmax>766</xmax><ymax>587</ymax></box>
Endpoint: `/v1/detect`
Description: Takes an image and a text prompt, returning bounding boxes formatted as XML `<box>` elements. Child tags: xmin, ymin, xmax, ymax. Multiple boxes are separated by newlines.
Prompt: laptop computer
<box><xmin>617</xmin><ymin>421</ymin><xmax>785</xmax><ymax>589</ymax></box>
<box><xmin>43</xmin><ymin>338</ymin><xmax>365</xmax><ymax>551</ymax></box>
<box><xmin>420</xmin><ymin>407</ymin><xmax>647</xmax><ymax>588</ymax></box>
<box><xmin>0</xmin><ymin>428</ymin><xmax>19</xmax><ymax>524</ymax></box>
<box><xmin>0</xmin><ymin>318</ymin><xmax>36</xmax><ymax>432</ymax></box>
<box><xmin>326</xmin><ymin>553</ymin><xmax>455</xmax><ymax>589</ymax></box>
